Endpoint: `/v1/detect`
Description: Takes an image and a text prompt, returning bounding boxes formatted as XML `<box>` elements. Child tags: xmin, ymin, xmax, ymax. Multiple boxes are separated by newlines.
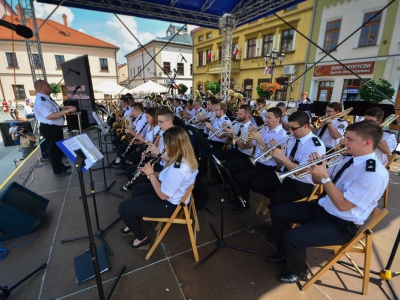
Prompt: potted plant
<box><xmin>256</xmin><ymin>82</ymin><xmax>281</xmax><ymax>99</ymax></box>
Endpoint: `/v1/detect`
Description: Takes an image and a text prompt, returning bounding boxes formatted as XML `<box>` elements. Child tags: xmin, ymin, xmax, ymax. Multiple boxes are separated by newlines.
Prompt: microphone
<box><xmin>73</xmin><ymin>85</ymin><xmax>81</xmax><ymax>92</ymax></box>
<box><xmin>0</xmin><ymin>20</ymin><xmax>33</xmax><ymax>38</ymax></box>
<box><xmin>180</xmin><ymin>54</ymin><xmax>187</xmax><ymax>63</ymax></box>
<box><xmin>68</xmin><ymin>68</ymin><xmax>81</xmax><ymax>75</ymax></box>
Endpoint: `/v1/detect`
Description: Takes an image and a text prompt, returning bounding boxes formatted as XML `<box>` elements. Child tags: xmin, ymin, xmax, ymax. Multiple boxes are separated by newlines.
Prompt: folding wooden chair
<box><xmin>301</xmin><ymin>208</ymin><xmax>389</xmax><ymax>295</ymax></box>
<box><xmin>143</xmin><ymin>185</ymin><xmax>200</xmax><ymax>261</ymax></box>
<box><xmin>255</xmin><ymin>184</ymin><xmax>323</xmax><ymax>216</ymax></box>
<box><xmin>383</xmin><ymin>153</ymin><xmax>397</xmax><ymax>208</ymax></box>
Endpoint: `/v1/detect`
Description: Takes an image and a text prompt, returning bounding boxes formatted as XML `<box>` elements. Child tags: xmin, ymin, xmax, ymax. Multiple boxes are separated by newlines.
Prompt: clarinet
<box><xmin>135</xmin><ymin>127</ymin><xmax>162</xmax><ymax>153</ymax></box>
<box><xmin>121</xmin><ymin>121</ymin><xmax>148</xmax><ymax>158</ymax></box>
<box><xmin>128</xmin><ymin>149</ymin><xmax>166</xmax><ymax>187</ymax></box>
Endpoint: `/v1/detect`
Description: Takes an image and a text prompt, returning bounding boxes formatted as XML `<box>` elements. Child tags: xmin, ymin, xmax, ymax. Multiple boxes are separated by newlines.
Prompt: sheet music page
<box><xmin>61</xmin><ymin>134</ymin><xmax>103</xmax><ymax>169</ymax></box>
<box><xmin>76</xmin><ymin>134</ymin><xmax>104</xmax><ymax>160</ymax></box>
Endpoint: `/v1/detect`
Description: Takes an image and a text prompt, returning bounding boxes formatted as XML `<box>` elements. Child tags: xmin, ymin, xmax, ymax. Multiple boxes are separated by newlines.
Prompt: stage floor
<box><xmin>0</xmin><ymin>128</ymin><xmax>399</xmax><ymax>300</ymax></box>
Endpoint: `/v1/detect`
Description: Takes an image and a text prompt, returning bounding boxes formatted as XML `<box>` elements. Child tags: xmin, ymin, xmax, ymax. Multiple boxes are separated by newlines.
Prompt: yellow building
<box><xmin>191</xmin><ymin>1</ymin><xmax>314</xmax><ymax>102</ymax></box>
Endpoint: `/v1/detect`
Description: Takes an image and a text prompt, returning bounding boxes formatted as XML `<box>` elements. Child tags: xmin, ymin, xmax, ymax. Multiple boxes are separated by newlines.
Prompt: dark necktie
<box><xmin>318</xmin><ymin>124</ymin><xmax>328</xmax><ymax>138</ymax></box>
<box><xmin>235</xmin><ymin>125</ymin><xmax>244</xmax><ymax>149</ymax></box>
<box><xmin>49</xmin><ymin>96</ymin><xmax>61</xmax><ymax>112</ymax></box>
<box><xmin>319</xmin><ymin>157</ymin><xmax>354</xmax><ymax>199</ymax></box>
<box><xmin>283</xmin><ymin>139</ymin><xmax>300</xmax><ymax>172</ymax></box>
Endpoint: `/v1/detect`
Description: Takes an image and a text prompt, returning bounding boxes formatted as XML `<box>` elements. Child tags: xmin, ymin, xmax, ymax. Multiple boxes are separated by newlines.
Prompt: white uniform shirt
<box><xmin>208</xmin><ymin>114</ymin><xmax>232</xmax><ymax>143</ymax></box>
<box><xmin>319</xmin><ymin>153</ymin><xmax>389</xmax><ymax>225</ymax></box>
<box><xmin>173</xmin><ymin>105</ymin><xmax>183</xmax><ymax>118</ymax></box>
<box><xmin>260</xmin><ymin>109</ymin><xmax>267</xmax><ymax>123</ymax></box>
<box><xmin>184</xmin><ymin>108</ymin><xmax>196</xmax><ymax>125</ymax></box>
<box><xmin>282</xmin><ymin>131</ymin><xmax>325</xmax><ymax>185</ymax></box>
<box><xmin>194</xmin><ymin>107</ymin><xmax>206</xmax><ymax>130</ymax></box>
<box><xmin>158</xmin><ymin>159</ymin><xmax>198</xmax><ymax>205</ymax></box>
<box><xmin>24</xmin><ymin>105</ymin><xmax>34</xmax><ymax>117</ymax></box>
<box><xmin>317</xmin><ymin>118</ymin><xmax>347</xmax><ymax>148</ymax></box>
<box><xmin>145</xmin><ymin>125</ymin><xmax>161</xmax><ymax>143</ymax></box>
<box><xmin>133</xmin><ymin>112</ymin><xmax>148</xmax><ymax>137</ymax></box>
<box><xmin>253</xmin><ymin>124</ymin><xmax>288</xmax><ymax>167</ymax></box>
<box><xmin>232</xmin><ymin>120</ymin><xmax>253</xmax><ymax>156</ymax></box>
<box><xmin>376</xmin><ymin>130</ymin><xmax>397</xmax><ymax>165</ymax></box>
<box><xmin>34</xmin><ymin>92</ymin><xmax>64</xmax><ymax>126</ymax></box>
<box><xmin>157</xmin><ymin>131</ymin><xmax>167</xmax><ymax>167</ymax></box>
<box><xmin>203</xmin><ymin>110</ymin><xmax>216</xmax><ymax>134</ymax></box>
<box><xmin>123</xmin><ymin>106</ymin><xmax>131</xmax><ymax>118</ymax></box>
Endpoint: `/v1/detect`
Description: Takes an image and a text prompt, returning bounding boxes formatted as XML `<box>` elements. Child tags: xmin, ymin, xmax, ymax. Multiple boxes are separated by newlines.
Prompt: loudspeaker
<box><xmin>0</xmin><ymin>182</ymin><xmax>49</xmax><ymax>242</ymax></box>
<box><xmin>0</xmin><ymin>120</ymin><xmax>33</xmax><ymax>147</ymax></box>
<box><xmin>66</xmin><ymin>109</ymin><xmax>90</xmax><ymax>131</ymax></box>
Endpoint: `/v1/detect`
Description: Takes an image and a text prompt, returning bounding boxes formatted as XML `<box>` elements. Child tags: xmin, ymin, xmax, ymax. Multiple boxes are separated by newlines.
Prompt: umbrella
<box><xmin>93</xmin><ymin>80</ymin><xmax>129</xmax><ymax>94</ymax></box>
<box><xmin>131</xmin><ymin>81</ymin><xmax>168</xmax><ymax>93</ymax></box>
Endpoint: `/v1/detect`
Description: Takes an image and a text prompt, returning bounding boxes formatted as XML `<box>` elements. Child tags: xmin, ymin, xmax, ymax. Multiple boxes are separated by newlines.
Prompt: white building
<box><xmin>125</xmin><ymin>24</ymin><xmax>193</xmax><ymax>95</ymax></box>
<box><xmin>0</xmin><ymin>5</ymin><xmax>119</xmax><ymax>104</ymax></box>
<box><xmin>305</xmin><ymin>0</ymin><xmax>399</xmax><ymax>105</ymax></box>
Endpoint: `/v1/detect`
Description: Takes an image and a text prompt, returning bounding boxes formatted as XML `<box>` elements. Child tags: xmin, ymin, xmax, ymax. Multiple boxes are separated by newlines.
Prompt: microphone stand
<box><xmin>286</xmin><ymin>84</ymin><xmax>293</xmax><ymax>108</ymax></box>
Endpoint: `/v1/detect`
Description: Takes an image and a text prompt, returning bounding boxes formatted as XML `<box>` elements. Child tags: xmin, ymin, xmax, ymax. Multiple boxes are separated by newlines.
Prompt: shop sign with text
<box><xmin>313</xmin><ymin>61</ymin><xmax>375</xmax><ymax>77</ymax></box>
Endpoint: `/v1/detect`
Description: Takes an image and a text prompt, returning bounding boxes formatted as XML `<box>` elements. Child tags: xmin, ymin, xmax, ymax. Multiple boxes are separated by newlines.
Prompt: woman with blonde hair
<box><xmin>118</xmin><ymin>126</ymin><xmax>198</xmax><ymax>250</ymax></box>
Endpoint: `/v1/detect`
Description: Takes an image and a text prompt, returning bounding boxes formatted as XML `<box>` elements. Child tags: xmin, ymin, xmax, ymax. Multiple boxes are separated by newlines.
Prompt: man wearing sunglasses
<box><xmin>248</xmin><ymin>110</ymin><xmax>326</xmax><ymax>209</ymax></box>
<box><xmin>312</xmin><ymin>102</ymin><xmax>347</xmax><ymax>152</ymax></box>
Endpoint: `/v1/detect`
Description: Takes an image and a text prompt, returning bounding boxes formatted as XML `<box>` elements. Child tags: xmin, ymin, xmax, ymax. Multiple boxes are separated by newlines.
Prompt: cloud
<box><xmin>91</xmin><ymin>15</ymin><xmax>156</xmax><ymax>63</ymax></box>
<box><xmin>78</xmin><ymin>28</ymin><xmax>85</xmax><ymax>33</ymax></box>
<box><xmin>34</xmin><ymin>2</ymin><xmax>75</xmax><ymax>25</ymax></box>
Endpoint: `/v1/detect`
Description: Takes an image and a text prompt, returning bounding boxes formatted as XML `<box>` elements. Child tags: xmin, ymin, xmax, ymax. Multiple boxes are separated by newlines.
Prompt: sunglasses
<box><xmin>287</xmin><ymin>125</ymin><xmax>303</xmax><ymax>131</ymax></box>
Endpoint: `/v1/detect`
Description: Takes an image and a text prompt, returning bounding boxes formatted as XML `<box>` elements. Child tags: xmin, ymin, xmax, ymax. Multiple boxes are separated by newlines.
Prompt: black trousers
<box><xmin>40</xmin><ymin>123</ymin><xmax>66</xmax><ymax>174</ymax></box>
<box><xmin>249</xmin><ymin>172</ymin><xmax>314</xmax><ymax>208</ymax></box>
<box><xmin>198</xmin><ymin>140</ymin><xmax>224</xmax><ymax>173</ymax></box>
<box><xmin>10</xmin><ymin>110</ymin><xmax>16</xmax><ymax>119</ymax></box>
<box><xmin>209</xmin><ymin>148</ymin><xmax>250</xmax><ymax>182</ymax></box>
<box><xmin>118</xmin><ymin>183</ymin><xmax>177</xmax><ymax>240</ymax></box>
<box><xmin>237</xmin><ymin>163</ymin><xmax>276</xmax><ymax>205</ymax></box>
<box><xmin>271</xmin><ymin>201</ymin><xmax>359</xmax><ymax>274</ymax></box>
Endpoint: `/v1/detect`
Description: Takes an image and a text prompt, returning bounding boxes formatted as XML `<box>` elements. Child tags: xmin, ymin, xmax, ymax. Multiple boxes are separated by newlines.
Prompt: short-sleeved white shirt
<box><xmin>253</xmin><ymin>124</ymin><xmax>288</xmax><ymax>167</ymax></box>
<box><xmin>133</xmin><ymin>112</ymin><xmax>148</xmax><ymax>136</ymax></box>
<box><xmin>158</xmin><ymin>159</ymin><xmax>198</xmax><ymax>205</ymax></box>
<box><xmin>123</xmin><ymin>106</ymin><xmax>131</xmax><ymax>118</ymax></box>
<box><xmin>34</xmin><ymin>92</ymin><xmax>64</xmax><ymax>125</ymax></box>
<box><xmin>319</xmin><ymin>153</ymin><xmax>389</xmax><ymax>225</ymax></box>
<box><xmin>376</xmin><ymin>130</ymin><xmax>397</xmax><ymax>165</ymax></box>
<box><xmin>232</xmin><ymin>120</ymin><xmax>253</xmax><ymax>156</ymax></box>
<box><xmin>316</xmin><ymin>118</ymin><xmax>347</xmax><ymax>148</ymax></box>
<box><xmin>282</xmin><ymin>131</ymin><xmax>325</xmax><ymax>185</ymax></box>
<box><xmin>145</xmin><ymin>125</ymin><xmax>161</xmax><ymax>143</ymax></box>
<box><xmin>208</xmin><ymin>114</ymin><xmax>232</xmax><ymax>143</ymax></box>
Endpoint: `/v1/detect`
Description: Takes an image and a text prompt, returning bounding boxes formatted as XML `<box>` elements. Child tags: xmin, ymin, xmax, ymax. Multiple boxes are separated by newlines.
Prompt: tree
<box><xmin>178</xmin><ymin>83</ymin><xmax>188</xmax><ymax>94</ymax></box>
<box><xmin>50</xmin><ymin>83</ymin><xmax>61</xmax><ymax>94</ymax></box>
<box><xmin>358</xmin><ymin>78</ymin><xmax>395</xmax><ymax>103</ymax></box>
<box><xmin>206</xmin><ymin>81</ymin><xmax>220</xmax><ymax>96</ymax></box>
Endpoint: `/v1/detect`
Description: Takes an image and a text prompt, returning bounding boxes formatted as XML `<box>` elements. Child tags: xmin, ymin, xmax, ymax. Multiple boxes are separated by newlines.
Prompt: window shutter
<box><xmin>244</xmin><ymin>41</ymin><xmax>248</xmax><ymax>58</ymax></box>
<box><xmin>197</xmin><ymin>53</ymin><xmax>199</xmax><ymax>67</ymax></box>
<box><xmin>292</xmin><ymin>31</ymin><xmax>297</xmax><ymax>51</ymax></box>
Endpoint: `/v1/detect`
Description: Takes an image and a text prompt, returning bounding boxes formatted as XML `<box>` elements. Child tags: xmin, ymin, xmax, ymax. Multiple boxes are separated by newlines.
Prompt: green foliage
<box><xmin>206</xmin><ymin>81</ymin><xmax>220</xmax><ymax>95</ymax></box>
<box><xmin>358</xmin><ymin>78</ymin><xmax>395</xmax><ymax>103</ymax></box>
<box><xmin>178</xmin><ymin>83</ymin><xmax>188</xmax><ymax>94</ymax></box>
<box><xmin>50</xmin><ymin>83</ymin><xmax>61</xmax><ymax>94</ymax></box>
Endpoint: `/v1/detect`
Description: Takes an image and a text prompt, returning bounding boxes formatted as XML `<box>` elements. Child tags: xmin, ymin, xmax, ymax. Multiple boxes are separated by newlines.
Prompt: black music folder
<box><xmin>74</xmin><ymin>245</ymin><xmax>110</xmax><ymax>284</ymax></box>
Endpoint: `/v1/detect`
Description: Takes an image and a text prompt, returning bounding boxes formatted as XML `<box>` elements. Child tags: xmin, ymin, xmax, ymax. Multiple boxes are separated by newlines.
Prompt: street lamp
<box><xmin>264</xmin><ymin>50</ymin><xmax>285</xmax><ymax>83</ymax></box>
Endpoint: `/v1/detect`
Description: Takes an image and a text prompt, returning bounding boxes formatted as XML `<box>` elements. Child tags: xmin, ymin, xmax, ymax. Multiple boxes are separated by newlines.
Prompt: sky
<box><xmin>6</xmin><ymin>1</ymin><xmax>197</xmax><ymax>63</ymax></box>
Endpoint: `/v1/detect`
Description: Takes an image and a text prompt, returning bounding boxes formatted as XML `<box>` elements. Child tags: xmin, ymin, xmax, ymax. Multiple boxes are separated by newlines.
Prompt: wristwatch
<box><xmin>321</xmin><ymin>177</ymin><xmax>331</xmax><ymax>184</ymax></box>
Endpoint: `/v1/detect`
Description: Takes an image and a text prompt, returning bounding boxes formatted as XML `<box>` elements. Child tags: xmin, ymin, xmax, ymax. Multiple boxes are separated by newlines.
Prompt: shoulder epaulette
<box><xmin>337</xmin><ymin>118</ymin><xmax>344</xmax><ymax>122</ymax></box>
<box><xmin>224</xmin><ymin>116</ymin><xmax>229</xmax><ymax>120</ymax></box>
<box><xmin>338</xmin><ymin>124</ymin><xmax>346</xmax><ymax>129</ymax></box>
<box><xmin>174</xmin><ymin>156</ymin><xmax>182</xmax><ymax>168</ymax></box>
<box><xmin>366</xmin><ymin>159</ymin><xmax>376</xmax><ymax>172</ymax></box>
<box><xmin>312</xmin><ymin>137</ymin><xmax>322</xmax><ymax>146</ymax></box>
<box><xmin>41</xmin><ymin>96</ymin><xmax>46</xmax><ymax>101</ymax></box>
<box><xmin>383</xmin><ymin>129</ymin><xmax>395</xmax><ymax>134</ymax></box>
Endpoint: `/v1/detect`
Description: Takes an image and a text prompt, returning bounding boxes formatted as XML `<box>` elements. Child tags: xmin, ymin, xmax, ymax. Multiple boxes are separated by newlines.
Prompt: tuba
<box><xmin>206</xmin><ymin>90</ymin><xmax>214</xmax><ymax>98</ymax></box>
<box><xmin>194</xmin><ymin>90</ymin><xmax>201</xmax><ymax>100</ymax></box>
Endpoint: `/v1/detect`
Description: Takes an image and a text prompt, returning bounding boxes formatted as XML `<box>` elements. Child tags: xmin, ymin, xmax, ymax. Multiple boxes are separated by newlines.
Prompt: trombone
<box><xmin>275</xmin><ymin>147</ymin><xmax>347</xmax><ymax>183</ymax></box>
<box><xmin>252</xmin><ymin>103</ymin><xmax>271</xmax><ymax>117</ymax></box>
<box><xmin>282</xmin><ymin>106</ymin><xmax>298</xmax><ymax>117</ymax></box>
<box><xmin>249</xmin><ymin>134</ymin><xmax>292</xmax><ymax>165</ymax></box>
<box><xmin>311</xmin><ymin>107</ymin><xmax>353</xmax><ymax>129</ymax></box>
<box><xmin>380</xmin><ymin>114</ymin><xmax>398</xmax><ymax>128</ymax></box>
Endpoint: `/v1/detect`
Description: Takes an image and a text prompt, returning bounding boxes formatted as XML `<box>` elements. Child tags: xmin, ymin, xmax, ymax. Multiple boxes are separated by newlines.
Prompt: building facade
<box><xmin>304</xmin><ymin>0</ymin><xmax>400</xmax><ymax>105</ymax></box>
<box><xmin>125</xmin><ymin>24</ymin><xmax>193</xmax><ymax>94</ymax></box>
<box><xmin>191</xmin><ymin>1</ymin><xmax>314</xmax><ymax>101</ymax></box>
<box><xmin>0</xmin><ymin>6</ymin><xmax>119</xmax><ymax>104</ymax></box>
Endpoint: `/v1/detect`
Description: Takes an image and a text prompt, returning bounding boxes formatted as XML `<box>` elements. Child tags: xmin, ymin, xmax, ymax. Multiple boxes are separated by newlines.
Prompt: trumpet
<box><xmin>275</xmin><ymin>147</ymin><xmax>347</xmax><ymax>183</ymax></box>
<box><xmin>252</xmin><ymin>104</ymin><xmax>271</xmax><ymax>117</ymax></box>
<box><xmin>232</xmin><ymin>124</ymin><xmax>267</xmax><ymax>145</ymax></box>
<box><xmin>209</xmin><ymin>120</ymin><xmax>239</xmax><ymax>139</ymax></box>
<box><xmin>311</xmin><ymin>107</ymin><xmax>353</xmax><ymax>129</ymax></box>
<box><xmin>250</xmin><ymin>134</ymin><xmax>292</xmax><ymax>165</ymax></box>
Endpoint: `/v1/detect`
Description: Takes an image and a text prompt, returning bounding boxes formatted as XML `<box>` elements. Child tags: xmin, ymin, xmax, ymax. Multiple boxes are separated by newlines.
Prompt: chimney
<box><xmin>62</xmin><ymin>14</ymin><xmax>68</xmax><ymax>27</ymax></box>
<box><xmin>16</xmin><ymin>4</ymin><xmax>22</xmax><ymax>21</ymax></box>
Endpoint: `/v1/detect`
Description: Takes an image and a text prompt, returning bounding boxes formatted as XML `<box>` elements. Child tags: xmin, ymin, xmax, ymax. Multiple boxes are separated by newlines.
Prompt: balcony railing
<box><xmin>207</xmin><ymin>60</ymin><xmax>240</xmax><ymax>74</ymax></box>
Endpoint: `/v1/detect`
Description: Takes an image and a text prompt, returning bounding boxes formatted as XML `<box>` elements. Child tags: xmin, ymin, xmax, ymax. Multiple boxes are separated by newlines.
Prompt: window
<box><xmin>324</xmin><ymin>19</ymin><xmax>341</xmax><ymax>51</ymax></box>
<box><xmin>198</xmin><ymin>51</ymin><xmax>204</xmax><ymax>66</ymax></box>
<box><xmin>12</xmin><ymin>85</ymin><xmax>26</xmax><ymax>100</ymax></box>
<box><xmin>281</xmin><ymin>29</ymin><xmax>294</xmax><ymax>52</ymax></box>
<box><xmin>206</xmin><ymin>49</ymin><xmax>212</xmax><ymax>63</ymax></box>
<box><xmin>198</xmin><ymin>36</ymin><xmax>203</xmax><ymax>42</ymax></box>
<box><xmin>197</xmin><ymin>83</ymin><xmax>203</xmax><ymax>92</ymax></box>
<box><xmin>163</xmin><ymin>62</ymin><xmax>170</xmax><ymax>74</ymax></box>
<box><xmin>247</xmin><ymin>38</ymin><xmax>257</xmax><ymax>58</ymax></box>
<box><xmin>137</xmin><ymin>66</ymin><xmax>142</xmax><ymax>77</ymax></box>
<box><xmin>359</xmin><ymin>11</ymin><xmax>382</xmax><ymax>47</ymax></box>
<box><xmin>258</xmin><ymin>78</ymin><xmax>271</xmax><ymax>85</ymax></box>
<box><xmin>130</xmin><ymin>68</ymin><xmax>133</xmax><ymax>78</ymax></box>
<box><xmin>33</xmin><ymin>54</ymin><xmax>42</xmax><ymax>69</ymax></box>
<box><xmin>243</xmin><ymin>79</ymin><xmax>253</xmax><ymax>98</ymax></box>
<box><xmin>55</xmin><ymin>55</ymin><xmax>65</xmax><ymax>69</ymax></box>
<box><xmin>100</xmin><ymin>58</ymin><xmax>108</xmax><ymax>71</ymax></box>
<box><xmin>6</xmin><ymin>52</ymin><xmax>18</xmax><ymax>68</ymax></box>
<box><xmin>177</xmin><ymin>63</ymin><xmax>184</xmax><ymax>75</ymax></box>
<box><xmin>190</xmin><ymin>64</ymin><xmax>193</xmax><ymax>76</ymax></box>
<box><xmin>263</xmin><ymin>34</ymin><xmax>274</xmax><ymax>56</ymax></box>
<box><xmin>207</xmin><ymin>32</ymin><xmax>212</xmax><ymax>39</ymax></box>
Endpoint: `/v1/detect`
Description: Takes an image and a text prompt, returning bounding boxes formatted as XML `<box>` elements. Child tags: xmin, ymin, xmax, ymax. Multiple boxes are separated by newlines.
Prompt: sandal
<box><xmin>129</xmin><ymin>237</ymin><xmax>150</xmax><ymax>250</ymax></box>
<box><xmin>120</xmin><ymin>227</ymin><xmax>133</xmax><ymax>236</ymax></box>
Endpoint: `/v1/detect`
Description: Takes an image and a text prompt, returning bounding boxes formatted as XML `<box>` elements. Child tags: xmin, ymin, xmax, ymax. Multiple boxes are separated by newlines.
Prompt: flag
<box><xmin>207</xmin><ymin>50</ymin><xmax>212</xmax><ymax>60</ymax></box>
<box><xmin>263</xmin><ymin>66</ymin><xmax>270</xmax><ymax>75</ymax></box>
<box><xmin>269</xmin><ymin>67</ymin><xmax>274</xmax><ymax>76</ymax></box>
<box><xmin>232</xmin><ymin>44</ymin><xmax>239</xmax><ymax>56</ymax></box>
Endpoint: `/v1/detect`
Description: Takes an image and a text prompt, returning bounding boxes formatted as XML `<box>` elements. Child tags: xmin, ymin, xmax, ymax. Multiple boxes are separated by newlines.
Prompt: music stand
<box><xmin>187</xmin><ymin>125</ymin><xmax>211</xmax><ymax>154</ymax></box>
<box><xmin>195</xmin><ymin>156</ymin><xmax>260</xmax><ymax>269</ymax></box>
